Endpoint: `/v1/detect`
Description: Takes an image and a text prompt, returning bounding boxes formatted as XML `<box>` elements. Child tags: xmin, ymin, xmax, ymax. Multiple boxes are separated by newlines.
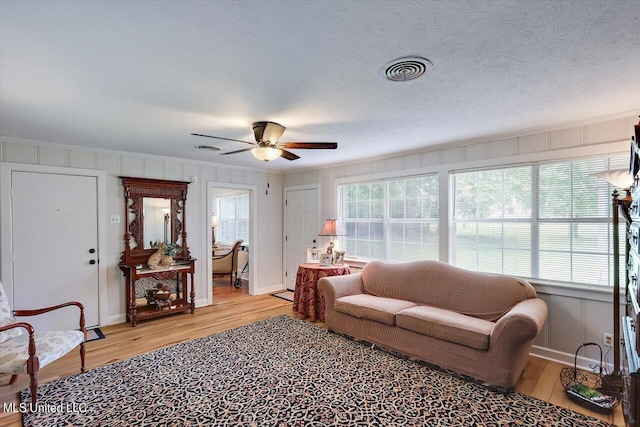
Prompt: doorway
<box><xmin>207</xmin><ymin>183</ymin><xmax>257</xmax><ymax>304</ymax></box>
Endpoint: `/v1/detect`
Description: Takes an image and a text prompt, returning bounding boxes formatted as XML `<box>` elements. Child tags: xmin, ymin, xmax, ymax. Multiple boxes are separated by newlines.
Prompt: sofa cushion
<box><xmin>334</xmin><ymin>294</ymin><xmax>417</xmax><ymax>325</ymax></box>
<box><xmin>361</xmin><ymin>260</ymin><xmax>537</xmax><ymax>322</ymax></box>
<box><xmin>396</xmin><ymin>305</ymin><xmax>494</xmax><ymax>350</ymax></box>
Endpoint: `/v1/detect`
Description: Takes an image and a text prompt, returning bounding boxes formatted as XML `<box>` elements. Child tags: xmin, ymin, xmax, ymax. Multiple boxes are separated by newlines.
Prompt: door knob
<box><xmin>89</xmin><ymin>248</ymin><xmax>96</xmax><ymax>253</ymax></box>
<box><xmin>89</xmin><ymin>260</ymin><xmax>96</xmax><ymax>265</ymax></box>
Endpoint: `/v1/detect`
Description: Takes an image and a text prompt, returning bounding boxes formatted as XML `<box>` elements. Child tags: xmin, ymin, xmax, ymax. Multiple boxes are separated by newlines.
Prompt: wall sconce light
<box><xmin>211</xmin><ymin>213</ymin><xmax>219</xmax><ymax>247</ymax></box>
<box><xmin>161</xmin><ymin>208</ymin><xmax>171</xmax><ymax>243</ymax></box>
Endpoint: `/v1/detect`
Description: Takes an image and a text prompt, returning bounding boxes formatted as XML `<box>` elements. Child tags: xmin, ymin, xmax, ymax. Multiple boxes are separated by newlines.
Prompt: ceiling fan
<box><xmin>192</xmin><ymin>121</ymin><xmax>337</xmax><ymax>162</ymax></box>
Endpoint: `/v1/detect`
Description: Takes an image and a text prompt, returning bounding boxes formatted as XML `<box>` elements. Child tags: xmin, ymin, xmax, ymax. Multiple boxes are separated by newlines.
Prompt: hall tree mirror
<box><xmin>142</xmin><ymin>198</ymin><xmax>172</xmax><ymax>248</ymax></box>
<box><xmin>120</xmin><ymin>177</ymin><xmax>191</xmax><ymax>266</ymax></box>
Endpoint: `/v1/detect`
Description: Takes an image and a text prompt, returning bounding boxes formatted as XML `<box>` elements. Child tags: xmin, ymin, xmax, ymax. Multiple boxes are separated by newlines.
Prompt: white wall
<box><xmin>1</xmin><ymin>111</ymin><xmax>638</xmax><ymax>368</ymax></box>
<box><xmin>0</xmin><ymin>139</ymin><xmax>284</xmax><ymax>325</ymax></box>
<box><xmin>283</xmin><ymin>112</ymin><xmax>640</xmax><ymax>369</ymax></box>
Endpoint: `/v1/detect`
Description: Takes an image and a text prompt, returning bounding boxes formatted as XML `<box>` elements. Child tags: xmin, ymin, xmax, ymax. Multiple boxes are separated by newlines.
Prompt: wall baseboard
<box><xmin>106</xmin><ymin>314</ymin><xmax>126</xmax><ymax>326</ymax></box>
<box><xmin>530</xmin><ymin>345</ymin><xmax>617</xmax><ymax>373</ymax></box>
<box><xmin>255</xmin><ymin>284</ymin><xmax>287</xmax><ymax>295</ymax></box>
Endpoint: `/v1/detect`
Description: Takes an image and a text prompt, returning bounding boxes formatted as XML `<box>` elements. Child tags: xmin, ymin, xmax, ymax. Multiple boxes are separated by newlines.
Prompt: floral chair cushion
<box><xmin>0</xmin><ymin>280</ymin><xmax>24</xmax><ymax>344</ymax></box>
<box><xmin>0</xmin><ymin>330</ymin><xmax>84</xmax><ymax>374</ymax></box>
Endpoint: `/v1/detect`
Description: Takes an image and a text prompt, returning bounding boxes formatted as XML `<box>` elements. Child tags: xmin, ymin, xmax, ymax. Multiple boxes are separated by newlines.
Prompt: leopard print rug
<box><xmin>20</xmin><ymin>315</ymin><xmax>611</xmax><ymax>426</ymax></box>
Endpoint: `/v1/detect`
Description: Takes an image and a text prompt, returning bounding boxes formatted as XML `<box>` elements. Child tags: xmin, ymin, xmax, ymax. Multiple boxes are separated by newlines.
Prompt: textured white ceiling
<box><xmin>1</xmin><ymin>0</ymin><xmax>639</xmax><ymax>171</ymax></box>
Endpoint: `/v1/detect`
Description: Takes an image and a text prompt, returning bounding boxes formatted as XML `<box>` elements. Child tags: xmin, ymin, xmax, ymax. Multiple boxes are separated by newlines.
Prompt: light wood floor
<box><xmin>0</xmin><ymin>284</ymin><xmax>624</xmax><ymax>426</ymax></box>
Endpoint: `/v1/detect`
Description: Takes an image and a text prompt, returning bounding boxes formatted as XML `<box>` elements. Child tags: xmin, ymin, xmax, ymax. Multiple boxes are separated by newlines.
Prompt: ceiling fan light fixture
<box><xmin>251</xmin><ymin>146</ymin><xmax>282</xmax><ymax>162</ymax></box>
<box><xmin>253</xmin><ymin>121</ymin><xmax>286</xmax><ymax>144</ymax></box>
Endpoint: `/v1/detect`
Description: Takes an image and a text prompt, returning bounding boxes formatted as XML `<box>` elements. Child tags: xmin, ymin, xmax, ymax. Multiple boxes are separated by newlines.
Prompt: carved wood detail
<box><xmin>119</xmin><ymin>177</ymin><xmax>192</xmax><ymax>266</ymax></box>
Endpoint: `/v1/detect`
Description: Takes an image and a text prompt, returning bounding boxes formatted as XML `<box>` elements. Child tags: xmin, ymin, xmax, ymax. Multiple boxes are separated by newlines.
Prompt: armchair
<box><xmin>213</xmin><ymin>239</ymin><xmax>244</xmax><ymax>288</ymax></box>
<box><xmin>0</xmin><ymin>280</ymin><xmax>86</xmax><ymax>405</ymax></box>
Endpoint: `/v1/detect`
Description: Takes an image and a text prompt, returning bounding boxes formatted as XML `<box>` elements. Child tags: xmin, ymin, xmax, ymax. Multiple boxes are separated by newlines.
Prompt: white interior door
<box><xmin>11</xmin><ymin>171</ymin><xmax>100</xmax><ymax>332</ymax></box>
<box><xmin>284</xmin><ymin>188</ymin><xmax>318</xmax><ymax>290</ymax></box>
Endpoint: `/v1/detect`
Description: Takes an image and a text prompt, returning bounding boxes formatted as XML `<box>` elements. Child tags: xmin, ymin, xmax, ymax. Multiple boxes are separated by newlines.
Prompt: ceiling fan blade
<box><xmin>221</xmin><ymin>147</ymin><xmax>254</xmax><ymax>155</ymax></box>
<box><xmin>191</xmin><ymin>133</ymin><xmax>256</xmax><ymax>146</ymax></box>
<box><xmin>280</xmin><ymin>149</ymin><xmax>300</xmax><ymax>161</ymax></box>
<box><xmin>278</xmin><ymin>142</ymin><xmax>338</xmax><ymax>150</ymax></box>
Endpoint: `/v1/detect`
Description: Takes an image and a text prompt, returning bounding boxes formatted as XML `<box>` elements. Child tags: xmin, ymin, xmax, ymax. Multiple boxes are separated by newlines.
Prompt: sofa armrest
<box><xmin>318</xmin><ymin>273</ymin><xmax>364</xmax><ymax>311</ymax></box>
<box><xmin>491</xmin><ymin>298</ymin><xmax>547</xmax><ymax>345</ymax></box>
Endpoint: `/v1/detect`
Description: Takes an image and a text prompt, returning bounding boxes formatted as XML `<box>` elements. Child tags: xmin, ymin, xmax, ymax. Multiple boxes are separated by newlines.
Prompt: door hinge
<box><xmin>285</xmin><ymin>271</ymin><xmax>288</xmax><ymax>277</ymax></box>
<box><xmin>285</xmin><ymin>235</ymin><xmax>287</xmax><ymax>241</ymax></box>
<box><xmin>285</xmin><ymin>199</ymin><xmax>288</xmax><ymax>206</ymax></box>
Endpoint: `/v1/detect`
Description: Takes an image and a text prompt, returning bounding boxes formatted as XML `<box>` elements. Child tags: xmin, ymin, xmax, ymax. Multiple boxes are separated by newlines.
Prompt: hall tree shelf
<box><xmin>118</xmin><ymin>177</ymin><xmax>196</xmax><ymax>327</ymax></box>
<box><xmin>623</xmin><ymin>122</ymin><xmax>640</xmax><ymax>427</ymax></box>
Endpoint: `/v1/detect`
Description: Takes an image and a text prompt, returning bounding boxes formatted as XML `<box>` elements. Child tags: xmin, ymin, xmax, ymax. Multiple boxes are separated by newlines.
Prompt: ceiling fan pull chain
<box><xmin>266</xmin><ymin>165</ymin><xmax>270</xmax><ymax>196</ymax></box>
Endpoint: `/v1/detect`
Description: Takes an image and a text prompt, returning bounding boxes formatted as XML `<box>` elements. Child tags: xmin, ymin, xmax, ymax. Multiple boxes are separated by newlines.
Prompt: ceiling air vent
<box><xmin>381</xmin><ymin>56</ymin><xmax>432</xmax><ymax>82</ymax></box>
<box><xmin>196</xmin><ymin>145</ymin><xmax>220</xmax><ymax>151</ymax></box>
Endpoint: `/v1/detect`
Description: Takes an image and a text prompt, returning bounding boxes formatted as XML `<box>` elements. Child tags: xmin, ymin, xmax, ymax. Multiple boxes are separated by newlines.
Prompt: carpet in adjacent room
<box><xmin>21</xmin><ymin>316</ymin><xmax>612</xmax><ymax>426</ymax></box>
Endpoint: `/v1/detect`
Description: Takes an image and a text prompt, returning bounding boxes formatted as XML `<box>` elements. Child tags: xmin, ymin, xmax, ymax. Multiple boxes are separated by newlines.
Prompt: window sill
<box><xmin>528</xmin><ymin>279</ymin><xmax>622</xmax><ymax>303</ymax></box>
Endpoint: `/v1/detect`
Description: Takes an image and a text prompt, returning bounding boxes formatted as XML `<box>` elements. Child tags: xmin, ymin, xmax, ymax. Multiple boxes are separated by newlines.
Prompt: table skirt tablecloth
<box><xmin>293</xmin><ymin>263</ymin><xmax>350</xmax><ymax>322</ymax></box>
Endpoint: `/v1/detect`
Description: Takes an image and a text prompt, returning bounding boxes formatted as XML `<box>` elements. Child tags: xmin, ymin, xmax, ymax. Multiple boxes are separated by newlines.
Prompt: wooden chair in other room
<box><xmin>0</xmin><ymin>280</ymin><xmax>86</xmax><ymax>405</ymax></box>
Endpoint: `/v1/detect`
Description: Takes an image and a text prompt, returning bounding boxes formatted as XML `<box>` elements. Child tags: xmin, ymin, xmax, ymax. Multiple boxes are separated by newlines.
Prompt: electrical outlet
<box><xmin>110</xmin><ymin>215</ymin><xmax>120</xmax><ymax>224</ymax></box>
<box><xmin>603</xmin><ymin>333</ymin><xmax>614</xmax><ymax>347</ymax></box>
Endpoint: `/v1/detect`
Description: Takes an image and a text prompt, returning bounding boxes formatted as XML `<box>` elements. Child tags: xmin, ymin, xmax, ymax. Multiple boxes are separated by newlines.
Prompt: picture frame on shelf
<box><xmin>333</xmin><ymin>251</ymin><xmax>345</xmax><ymax>265</ymax></box>
<box><xmin>319</xmin><ymin>253</ymin><xmax>332</xmax><ymax>266</ymax></box>
<box><xmin>306</xmin><ymin>248</ymin><xmax>321</xmax><ymax>264</ymax></box>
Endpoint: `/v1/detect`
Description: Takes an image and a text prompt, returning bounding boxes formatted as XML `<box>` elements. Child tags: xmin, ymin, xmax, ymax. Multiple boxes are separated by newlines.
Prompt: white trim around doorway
<box><xmin>205</xmin><ymin>181</ymin><xmax>258</xmax><ymax>305</ymax></box>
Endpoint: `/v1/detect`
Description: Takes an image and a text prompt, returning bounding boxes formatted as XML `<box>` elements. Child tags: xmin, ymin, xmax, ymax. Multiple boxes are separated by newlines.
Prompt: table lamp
<box><xmin>318</xmin><ymin>218</ymin><xmax>345</xmax><ymax>254</ymax></box>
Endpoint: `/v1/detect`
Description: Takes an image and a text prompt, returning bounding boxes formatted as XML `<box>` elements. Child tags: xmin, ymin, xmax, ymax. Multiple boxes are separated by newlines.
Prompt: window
<box><xmin>339</xmin><ymin>175</ymin><xmax>439</xmax><ymax>261</ymax></box>
<box><xmin>453</xmin><ymin>166</ymin><xmax>532</xmax><ymax>277</ymax></box>
<box><xmin>452</xmin><ymin>156</ymin><xmax>626</xmax><ymax>286</ymax></box>
<box><xmin>216</xmin><ymin>193</ymin><xmax>249</xmax><ymax>244</ymax></box>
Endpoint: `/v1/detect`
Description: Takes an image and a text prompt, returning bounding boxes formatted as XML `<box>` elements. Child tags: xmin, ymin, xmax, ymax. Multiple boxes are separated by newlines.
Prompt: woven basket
<box><xmin>559</xmin><ymin>343</ymin><xmax>620</xmax><ymax>414</ymax></box>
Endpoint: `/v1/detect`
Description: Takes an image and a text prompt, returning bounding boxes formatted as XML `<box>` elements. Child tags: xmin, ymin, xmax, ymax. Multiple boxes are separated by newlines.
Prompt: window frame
<box><xmin>216</xmin><ymin>193</ymin><xmax>250</xmax><ymax>245</ymax></box>
<box><xmin>338</xmin><ymin>173</ymin><xmax>439</xmax><ymax>262</ymax></box>
<box><xmin>450</xmin><ymin>156</ymin><xmax>625</xmax><ymax>288</ymax></box>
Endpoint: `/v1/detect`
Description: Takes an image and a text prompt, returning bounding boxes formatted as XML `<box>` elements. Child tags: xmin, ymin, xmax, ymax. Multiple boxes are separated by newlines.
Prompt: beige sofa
<box><xmin>318</xmin><ymin>260</ymin><xmax>547</xmax><ymax>390</ymax></box>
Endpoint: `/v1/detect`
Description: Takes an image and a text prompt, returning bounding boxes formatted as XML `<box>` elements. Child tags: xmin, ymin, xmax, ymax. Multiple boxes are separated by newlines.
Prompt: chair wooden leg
<box><xmin>8</xmin><ymin>374</ymin><xmax>18</xmax><ymax>385</ymax></box>
<box><xmin>29</xmin><ymin>372</ymin><xmax>38</xmax><ymax>405</ymax></box>
<box><xmin>80</xmin><ymin>342</ymin><xmax>86</xmax><ymax>373</ymax></box>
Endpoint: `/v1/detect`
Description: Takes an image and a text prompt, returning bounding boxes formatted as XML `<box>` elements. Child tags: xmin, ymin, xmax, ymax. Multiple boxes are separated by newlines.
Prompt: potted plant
<box><xmin>160</xmin><ymin>243</ymin><xmax>179</xmax><ymax>266</ymax></box>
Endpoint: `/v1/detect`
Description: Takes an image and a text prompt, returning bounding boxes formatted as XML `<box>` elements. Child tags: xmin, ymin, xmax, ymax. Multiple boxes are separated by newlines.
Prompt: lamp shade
<box><xmin>251</xmin><ymin>146</ymin><xmax>282</xmax><ymax>162</ymax></box>
<box><xmin>318</xmin><ymin>218</ymin><xmax>345</xmax><ymax>237</ymax></box>
<box><xmin>592</xmin><ymin>169</ymin><xmax>634</xmax><ymax>189</ymax></box>
<box><xmin>211</xmin><ymin>214</ymin><xmax>219</xmax><ymax>227</ymax></box>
